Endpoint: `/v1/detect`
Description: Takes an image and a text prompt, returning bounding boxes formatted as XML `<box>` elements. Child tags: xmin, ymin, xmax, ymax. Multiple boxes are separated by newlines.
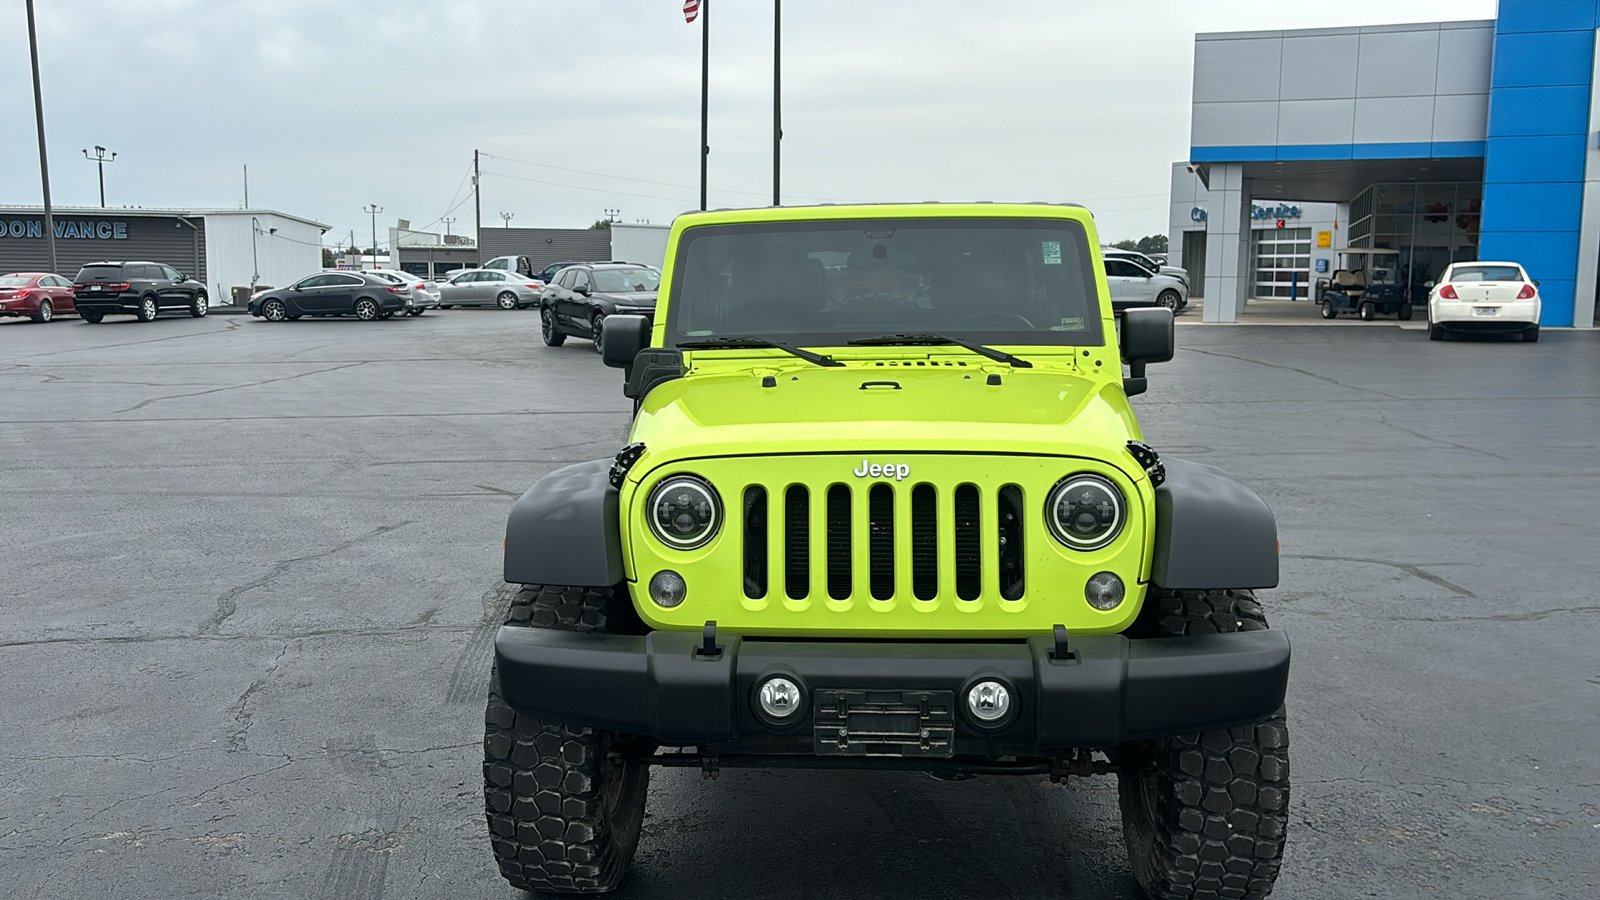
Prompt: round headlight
<box><xmin>1046</xmin><ymin>474</ymin><xmax>1125</xmax><ymax>550</ymax></box>
<box><xmin>647</xmin><ymin>475</ymin><xmax>722</xmax><ymax>550</ymax></box>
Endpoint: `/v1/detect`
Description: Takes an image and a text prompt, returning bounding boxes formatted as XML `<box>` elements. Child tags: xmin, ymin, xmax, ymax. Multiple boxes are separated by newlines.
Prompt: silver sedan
<box><xmin>436</xmin><ymin>269</ymin><xmax>544</xmax><ymax>310</ymax></box>
<box><xmin>363</xmin><ymin>269</ymin><xmax>440</xmax><ymax>316</ymax></box>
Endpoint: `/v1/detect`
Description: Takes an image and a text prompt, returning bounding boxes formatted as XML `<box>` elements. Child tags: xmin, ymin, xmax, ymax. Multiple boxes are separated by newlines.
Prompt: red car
<box><xmin>0</xmin><ymin>272</ymin><xmax>77</xmax><ymax>323</ymax></box>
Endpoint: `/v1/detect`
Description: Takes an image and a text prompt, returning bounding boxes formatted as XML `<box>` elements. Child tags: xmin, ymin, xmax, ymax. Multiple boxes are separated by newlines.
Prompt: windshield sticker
<box><xmin>1041</xmin><ymin>241</ymin><xmax>1062</xmax><ymax>265</ymax></box>
<box><xmin>1053</xmin><ymin>317</ymin><xmax>1085</xmax><ymax>331</ymax></box>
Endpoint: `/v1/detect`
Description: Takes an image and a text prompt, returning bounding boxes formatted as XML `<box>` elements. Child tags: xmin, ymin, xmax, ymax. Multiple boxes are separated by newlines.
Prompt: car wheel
<box><xmin>591</xmin><ymin>312</ymin><xmax>607</xmax><ymax>354</ymax></box>
<box><xmin>1156</xmin><ymin>290</ymin><xmax>1180</xmax><ymax>312</ymax></box>
<box><xmin>30</xmin><ymin>299</ymin><xmax>53</xmax><ymax>323</ymax></box>
<box><xmin>137</xmin><ymin>295</ymin><xmax>159</xmax><ymax>322</ymax></box>
<box><xmin>496</xmin><ymin>291</ymin><xmax>518</xmax><ymax>310</ymax></box>
<box><xmin>542</xmin><ymin>307</ymin><xmax>566</xmax><ymax>347</ymax></box>
<box><xmin>1429</xmin><ymin>324</ymin><xmax>1444</xmax><ymax>340</ymax></box>
<box><xmin>287</xmin><ymin>314</ymin><xmax>303</xmax><ymax>320</ymax></box>
<box><xmin>439</xmin><ymin>305</ymin><xmax>454</xmax><ymax>310</ymax></box>
<box><xmin>1397</xmin><ymin>302</ymin><xmax>1413</xmax><ymax>321</ymax></box>
<box><xmin>485</xmin><ymin>583</ymin><xmax>649</xmax><ymax>894</ymax></box>
<box><xmin>378</xmin><ymin>310</ymin><xmax>394</xmax><ymax>320</ymax></box>
<box><xmin>1358</xmin><ymin>301</ymin><xmax>1375</xmax><ymax>321</ymax></box>
<box><xmin>407</xmin><ymin>308</ymin><xmax>424</xmax><ymax>316</ymax></box>
<box><xmin>262</xmin><ymin>299</ymin><xmax>288</xmax><ymax>321</ymax></box>
<box><xmin>354</xmin><ymin>298</ymin><xmax>380</xmax><ymax>321</ymax></box>
<box><xmin>190</xmin><ymin>293</ymin><xmax>208</xmax><ymax>318</ymax></box>
<box><xmin>1117</xmin><ymin>589</ymin><xmax>1288</xmax><ymax>900</ymax></box>
<box><xmin>1320</xmin><ymin>300</ymin><xmax>1336</xmax><ymax>319</ymax></box>
<box><xmin>1524</xmin><ymin>324</ymin><xmax>1540</xmax><ymax>343</ymax></box>
<box><xmin>80</xmin><ymin>311</ymin><xmax>104</xmax><ymax>324</ymax></box>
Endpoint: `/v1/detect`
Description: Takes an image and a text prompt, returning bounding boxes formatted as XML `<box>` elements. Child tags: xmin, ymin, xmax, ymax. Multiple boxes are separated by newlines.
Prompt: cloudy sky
<box><xmin>3</xmin><ymin>0</ymin><xmax>1495</xmax><ymax>247</ymax></box>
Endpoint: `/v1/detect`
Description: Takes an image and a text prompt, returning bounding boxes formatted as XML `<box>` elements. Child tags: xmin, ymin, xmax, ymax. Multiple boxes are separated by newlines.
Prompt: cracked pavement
<box><xmin>2</xmin><ymin>313</ymin><xmax>1598</xmax><ymax>898</ymax></box>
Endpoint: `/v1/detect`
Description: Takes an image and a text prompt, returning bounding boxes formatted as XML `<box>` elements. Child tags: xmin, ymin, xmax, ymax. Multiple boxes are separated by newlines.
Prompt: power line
<box><xmin>479</xmin><ymin>151</ymin><xmax>843</xmax><ymax>203</ymax></box>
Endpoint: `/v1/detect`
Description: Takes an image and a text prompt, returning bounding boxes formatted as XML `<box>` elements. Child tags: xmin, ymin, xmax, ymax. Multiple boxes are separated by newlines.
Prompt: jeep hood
<box><xmin>628</xmin><ymin>362</ymin><xmax>1143</xmax><ymax>470</ymax></box>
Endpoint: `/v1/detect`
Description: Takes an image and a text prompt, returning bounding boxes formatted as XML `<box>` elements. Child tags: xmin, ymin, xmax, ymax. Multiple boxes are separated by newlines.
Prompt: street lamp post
<box><xmin>25</xmin><ymin>0</ymin><xmax>58</xmax><ymax>274</ymax></box>
<box><xmin>82</xmin><ymin>145</ymin><xmax>117</xmax><ymax>207</ymax></box>
<box><xmin>363</xmin><ymin>204</ymin><xmax>383</xmax><ymax>269</ymax></box>
<box><xmin>500</xmin><ymin>212</ymin><xmax>514</xmax><ymax>227</ymax></box>
<box><xmin>250</xmin><ymin>216</ymin><xmax>262</xmax><ymax>291</ymax></box>
<box><xmin>443</xmin><ymin>217</ymin><xmax>455</xmax><ymax>238</ymax></box>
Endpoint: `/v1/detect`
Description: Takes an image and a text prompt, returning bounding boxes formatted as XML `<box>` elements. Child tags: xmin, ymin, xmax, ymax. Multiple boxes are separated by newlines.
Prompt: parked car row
<box><xmin>2</xmin><ymin>260</ymin><xmax>209</xmax><ymax>324</ymax></box>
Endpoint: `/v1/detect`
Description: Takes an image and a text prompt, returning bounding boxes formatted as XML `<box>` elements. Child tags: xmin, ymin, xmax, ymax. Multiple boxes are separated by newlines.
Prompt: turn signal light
<box><xmin>1517</xmin><ymin>283</ymin><xmax>1537</xmax><ymax>299</ymax></box>
<box><xmin>1438</xmin><ymin>284</ymin><xmax>1458</xmax><ymax>299</ymax></box>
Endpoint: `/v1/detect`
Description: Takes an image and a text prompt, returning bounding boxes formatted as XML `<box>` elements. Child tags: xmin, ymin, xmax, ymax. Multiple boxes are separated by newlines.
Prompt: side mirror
<box><xmin>575</xmin><ymin>284</ymin><xmax>591</xmax><ymax>296</ymax></box>
<box><xmin>1119</xmin><ymin>307</ymin><xmax>1175</xmax><ymax>397</ymax></box>
<box><xmin>292</xmin><ymin>284</ymin><xmax>303</xmax><ymax>291</ymax></box>
<box><xmin>1424</xmin><ymin>280</ymin><xmax>1434</xmax><ymax>289</ymax></box>
<box><xmin>602</xmin><ymin>315</ymin><xmax>651</xmax><ymax>369</ymax></box>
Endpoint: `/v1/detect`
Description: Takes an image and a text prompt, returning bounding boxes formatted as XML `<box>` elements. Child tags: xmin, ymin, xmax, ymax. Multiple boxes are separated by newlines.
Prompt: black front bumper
<box><xmin>495</xmin><ymin>627</ymin><xmax>1290</xmax><ymax>749</ymax></box>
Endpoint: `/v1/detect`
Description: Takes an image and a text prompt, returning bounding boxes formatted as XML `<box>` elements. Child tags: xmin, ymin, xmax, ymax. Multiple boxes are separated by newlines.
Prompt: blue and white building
<box><xmin>1169</xmin><ymin>0</ymin><xmax>1600</xmax><ymax>326</ymax></box>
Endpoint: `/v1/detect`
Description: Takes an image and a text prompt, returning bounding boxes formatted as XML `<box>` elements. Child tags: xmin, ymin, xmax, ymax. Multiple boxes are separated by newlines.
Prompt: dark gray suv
<box><xmin>72</xmin><ymin>261</ymin><xmax>208</xmax><ymax>323</ymax></box>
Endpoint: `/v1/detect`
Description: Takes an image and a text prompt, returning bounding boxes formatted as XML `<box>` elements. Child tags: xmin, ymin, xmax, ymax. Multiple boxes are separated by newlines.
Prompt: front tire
<box><xmin>190</xmin><ymin>293</ymin><xmax>209</xmax><ymax>317</ymax></box>
<box><xmin>262</xmin><ymin>299</ymin><xmax>288</xmax><ymax>322</ymax></box>
<box><xmin>1157</xmin><ymin>290</ymin><xmax>1181</xmax><ymax>312</ymax></box>
<box><xmin>591</xmin><ymin>312</ymin><xmax>607</xmax><ymax>354</ymax></box>
<box><xmin>1117</xmin><ymin>589</ymin><xmax>1289</xmax><ymax>900</ymax></box>
<box><xmin>1358</xmin><ymin>301</ymin><xmax>1375</xmax><ymax>321</ymax></box>
<box><xmin>31</xmin><ymin>299</ymin><xmax>53</xmax><ymax>323</ymax></box>
<box><xmin>485</xmin><ymin>584</ymin><xmax>649</xmax><ymax>894</ymax></box>
<box><xmin>137</xmin><ymin>295</ymin><xmax>159</xmax><ymax>322</ymax></box>
<box><xmin>1319</xmin><ymin>300</ymin><xmax>1336</xmax><ymax>319</ymax></box>
<box><xmin>542</xmin><ymin>307</ymin><xmax>566</xmax><ymax>346</ymax></box>
<box><xmin>1397</xmin><ymin>302</ymin><xmax>1413</xmax><ymax>321</ymax></box>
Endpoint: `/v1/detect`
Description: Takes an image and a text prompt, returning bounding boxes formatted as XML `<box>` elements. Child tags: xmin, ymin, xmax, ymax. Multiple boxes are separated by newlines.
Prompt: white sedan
<box><xmin>1427</xmin><ymin>261</ymin><xmax>1541</xmax><ymax>342</ymax></box>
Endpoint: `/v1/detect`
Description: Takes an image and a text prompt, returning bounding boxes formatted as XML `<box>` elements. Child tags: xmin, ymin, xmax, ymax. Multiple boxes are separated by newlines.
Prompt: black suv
<box><xmin>72</xmin><ymin>261</ymin><xmax>208</xmax><ymax>323</ymax></box>
<box><xmin>539</xmin><ymin>263</ymin><xmax>661</xmax><ymax>354</ymax></box>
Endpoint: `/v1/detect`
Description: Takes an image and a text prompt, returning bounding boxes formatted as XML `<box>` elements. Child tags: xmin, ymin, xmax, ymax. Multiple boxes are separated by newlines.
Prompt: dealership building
<box><xmin>0</xmin><ymin>207</ymin><xmax>327</xmax><ymax>306</ymax></box>
<box><xmin>1169</xmin><ymin>0</ymin><xmax>1600</xmax><ymax>326</ymax></box>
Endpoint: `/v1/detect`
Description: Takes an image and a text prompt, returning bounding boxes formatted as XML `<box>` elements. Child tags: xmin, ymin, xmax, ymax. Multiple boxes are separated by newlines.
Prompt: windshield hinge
<box><xmin>1125</xmin><ymin>440</ymin><xmax>1166</xmax><ymax>488</ymax></box>
<box><xmin>609</xmin><ymin>442</ymin><xmax>646</xmax><ymax>488</ymax></box>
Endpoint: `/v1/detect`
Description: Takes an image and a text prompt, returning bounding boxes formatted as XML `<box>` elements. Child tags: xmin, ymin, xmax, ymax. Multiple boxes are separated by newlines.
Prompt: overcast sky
<box><xmin>2</xmin><ymin>0</ymin><xmax>1496</xmax><ymax>247</ymax></box>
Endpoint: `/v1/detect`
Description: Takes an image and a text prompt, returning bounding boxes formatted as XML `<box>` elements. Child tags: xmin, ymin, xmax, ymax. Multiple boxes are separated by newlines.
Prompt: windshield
<box><xmin>666</xmin><ymin>217</ymin><xmax>1103</xmax><ymax>347</ymax></box>
<box><xmin>1451</xmin><ymin>265</ymin><xmax>1523</xmax><ymax>283</ymax></box>
<box><xmin>593</xmin><ymin>268</ymin><xmax>660</xmax><ymax>293</ymax></box>
<box><xmin>0</xmin><ymin>276</ymin><xmax>32</xmax><ymax>286</ymax></box>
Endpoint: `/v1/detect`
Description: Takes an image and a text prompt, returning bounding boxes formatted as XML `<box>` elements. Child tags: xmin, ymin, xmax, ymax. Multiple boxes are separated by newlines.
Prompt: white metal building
<box><xmin>198</xmin><ymin>210</ymin><xmax>329</xmax><ymax>303</ymax></box>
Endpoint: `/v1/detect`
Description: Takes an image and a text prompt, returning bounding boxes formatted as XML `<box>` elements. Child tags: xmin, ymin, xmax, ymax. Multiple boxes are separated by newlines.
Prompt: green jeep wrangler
<box><xmin>485</xmin><ymin>203</ymin><xmax>1290</xmax><ymax>898</ymax></box>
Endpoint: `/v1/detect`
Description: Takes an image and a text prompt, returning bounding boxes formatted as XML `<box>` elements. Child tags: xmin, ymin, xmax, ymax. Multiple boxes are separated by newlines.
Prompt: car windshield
<box><xmin>0</xmin><ymin>275</ymin><xmax>32</xmax><ymax>286</ymax></box>
<box><xmin>592</xmin><ymin>269</ymin><xmax>660</xmax><ymax>292</ymax></box>
<box><xmin>75</xmin><ymin>265</ymin><xmax>123</xmax><ymax>282</ymax></box>
<box><xmin>666</xmin><ymin>217</ymin><xmax>1103</xmax><ymax>348</ymax></box>
<box><xmin>1451</xmin><ymin>265</ymin><xmax>1523</xmax><ymax>283</ymax></box>
<box><xmin>366</xmin><ymin>271</ymin><xmax>405</xmax><ymax>283</ymax></box>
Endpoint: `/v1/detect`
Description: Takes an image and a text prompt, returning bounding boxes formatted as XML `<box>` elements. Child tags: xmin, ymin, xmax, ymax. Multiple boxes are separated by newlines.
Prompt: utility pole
<box><xmin>700</xmin><ymin>0</ymin><xmax>710</xmax><ymax>211</ymax></box>
<box><xmin>773</xmin><ymin>0</ymin><xmax>781</xmax><ymax>207</ymax></box>
<box><xmin>81</xmin><ymin>145</ymin><xmax>117</xmax><ymax>207</ymax></box>
<box><xmin>243</xmin><ymin>164</ymin><xmax>249</xmax><ymax>208</ymax></box>
<box><xmin>473</xmin><ymin>149</ymin><xmax>482</xmax><ymax>266</ymax></box>
<box><xmin>500</xmin><ymin>212</ymin><xmax>514</xmax><ymax>227</ymax></box>
<box><xmin>364</xmin><ymin>204</ymin><xmax>382</xmax><ymax>269</ymax></box>
<box><xmin>26</xmin><ymin>0</ymin><xmax>58</xmax><ymax>274</ymax></box>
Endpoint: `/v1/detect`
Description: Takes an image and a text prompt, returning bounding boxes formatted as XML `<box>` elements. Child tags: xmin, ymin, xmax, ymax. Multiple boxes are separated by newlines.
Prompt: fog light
<box><xmin>966</xmin><ymin>680</ymin><xmax>1011</xmax><ymax>723</ymax></box>
<box><xmin>649</xmin><ymin>570</ymin><xmax>687</xmax><ymax>608</ymax></box>
<box><xmin>758</xmin><ymin>677</ymin><xmax>802</xmax><ymax>719</ymax></box>
<box><xmin>1085</xmin><ymin>571</ymin><xmax>1125</xmax><ymax>610</ymax></box>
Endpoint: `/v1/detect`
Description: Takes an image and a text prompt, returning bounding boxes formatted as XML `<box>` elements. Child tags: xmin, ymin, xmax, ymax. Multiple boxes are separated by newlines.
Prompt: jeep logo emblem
<box><xmin>853</xmin><ymin>459</ymin><xmax>910</xmax><ymax>481</ymax></box>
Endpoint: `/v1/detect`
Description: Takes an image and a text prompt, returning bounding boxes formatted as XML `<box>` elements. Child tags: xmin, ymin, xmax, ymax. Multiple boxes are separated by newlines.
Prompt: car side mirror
<box><xmin>1424</xmin><ymin>280</ymin><xmax>1435</xmax><ymax>289</ymax></box>
<box><xmin>292</xmin><ymin>284</ymin><xmax>302</xmax><ymax>291</ymax></box>
<box><xmin>1119</xmin><ymin>307</ymin><xmax>1175</xmax><ymax>398</ymax></box>
<box><xmin>602</xmin><ymin>315</ymin><xmax>651</xmax><ymax>369</ymax></box>
<box><xmin>575</xmin><ymin>284</ymin><xmax>591</xmax><ymax>296</ymax></box>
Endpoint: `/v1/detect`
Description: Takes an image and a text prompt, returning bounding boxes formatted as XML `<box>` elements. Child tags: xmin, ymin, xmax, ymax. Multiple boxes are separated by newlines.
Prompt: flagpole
<box><xmin>773</xmin><ymin>0</ymin><xmax>780</xmax><ymax>207</ymax></box>
<box><xmin>700</xmin><ymin>0</ymin><xmax>710</xmax><ymax>211</ymax></box>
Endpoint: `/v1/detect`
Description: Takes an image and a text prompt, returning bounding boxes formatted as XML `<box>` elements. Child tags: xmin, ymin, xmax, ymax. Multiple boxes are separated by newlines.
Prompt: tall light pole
<box><xmin>699</xmin><ymin>0</ymin><xmax>710</xmax><ymax>210</ymax></box>
<box><xmin>473</xmin><ymin>149</ymin><xmax>482</xmax><ymax>266</ymax></box>
<box><xmin>26</xmin><ymin>0</ymin><xmax>58</xmax><ymax>275</ymax></box>
<box><xmin>443</xmin><ymin>216</ymin><xmax>455</xmax><ymax>238</ymax></box>
<box><xmin>773</xmin><ymin>0</ymin><xmax>781</xmax><ymax>207</ymax></box>
<box><xmin>82</xmin><ymin>145</ymin><xmax>117</xmax><ymax>207</ymax></box>
<box><xmin>363</xmin><ymin>204</ymin><xmax>382</xmax><ymax>268</ymax></box>
<box><xmin>603</xmin><ymin>208</ymin><xmax>621</xmax><ymax>225</ymax></box>
<box><xmin>500</xmin><ymin>212</ymin><xmax>514</xmax><ymax>227</ymax></box>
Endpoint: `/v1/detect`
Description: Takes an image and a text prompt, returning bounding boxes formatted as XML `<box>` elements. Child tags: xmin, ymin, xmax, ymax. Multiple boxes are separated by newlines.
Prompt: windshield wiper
<box><xmin>676</xmin><ymin>336</ymin><xmax>844</xmax><ymax>367</ymax></box>
<box><xmin>846</xmin><ymin>333</ymin><xmax>1032</xmax><ymax>368</ymax></box>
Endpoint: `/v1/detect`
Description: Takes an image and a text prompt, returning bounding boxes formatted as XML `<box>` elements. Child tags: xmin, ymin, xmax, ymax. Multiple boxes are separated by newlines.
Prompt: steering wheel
<box><xmin>952</xmin><ymin>311</ymin><xmax>1035</xmax><ymax>329</ymax></box>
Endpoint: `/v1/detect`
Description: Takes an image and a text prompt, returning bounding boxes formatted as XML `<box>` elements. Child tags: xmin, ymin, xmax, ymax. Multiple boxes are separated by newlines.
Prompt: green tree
<box><xmin>1112</xmin><ymin>239</ymin><xmax>1139</xmax><ymax>251</ymax></box>
<box><xmin>589</xmin><ymin>219</ymin><xmax>612</xmax><ymax>230</ymax></box>
<box><xmin>1136</xmin><ymin>234</ymin><xmax>1169</xmax><ymax>254</ymax></box>
<box><xmin>321</xmin><ymin>248</ymin><xmax>336</xmax><ymax>268</ymax></box>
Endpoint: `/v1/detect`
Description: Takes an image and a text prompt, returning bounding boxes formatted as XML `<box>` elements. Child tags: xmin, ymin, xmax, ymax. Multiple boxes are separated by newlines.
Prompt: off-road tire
<box><xmin>542</xmin><ymin>307</ymin><xmax>567</xmax><ymax>346</ymax></box>
<box><xmin>1523</xmin><ymin>324</ymin><xmax>1540</xmax><ymax>343</ymax></box>
<box><xmin>484</xmin><ymin>584</ymin><xmax>649</xmax><ymax>894</ymax></box>
<box><xmin>1117</xmin><ymin>589</ymin><xmax>1289</xmax><ymax>900</ymax></box>
<box><xmin>81</xmin><ymin>311</ymin><xmax>104</xmax><ymax>324</ymax></box>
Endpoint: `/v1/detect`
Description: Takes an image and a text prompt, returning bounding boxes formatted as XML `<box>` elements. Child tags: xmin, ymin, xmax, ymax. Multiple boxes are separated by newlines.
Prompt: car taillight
<box><xmin>1439</xmin><ymin>284</ymin><xmax>1458</xmax><ymax>299</ymax></box>
<box><xmin>386</xmin><ymin>285</ymin><xmax>407</xmax><ymax>294</ymax></box>
<box><xmin>107</xmin><ymin>282</ymin><xmax>130</xmax><ymax>290</ymax></box>
<box><xmin>15</xmin><ymin>289</ymin><xmax>32</xmax><ymax>299</ymax></box>
<box><xmin>1517</xmin><ymin>283</ymin><xmax>1536</xmax><ymax>299</ymax></box>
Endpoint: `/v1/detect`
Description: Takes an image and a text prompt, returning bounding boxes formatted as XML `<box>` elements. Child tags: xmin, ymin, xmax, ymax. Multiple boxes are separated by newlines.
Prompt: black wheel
<box><xmin>136</xmin><ymin>295</ymin><xmax>159</xmax><ymax>322</ymax></box>
<box><xmin>378</xmin><ymin>310</ymin><xmax>394</xmax><ymax>320</ymax></box>
<box><xmin>1319</xmin><ymin>300</ymin><xmax>1336</xmax><ymax>320</ymax></box>
<box><xmin>1358</xmin><ymin>301</ymin><xmax>1375</xmax><ymax>321</ymax></box>
<box><xmin>190</xmin><ymin>293</ymin><xmax>209</xmax><ymax>318</ymax></box>
<box><xmin>287</xmin><ymin>314</ymin><xmax>303</xmax><ymax>320</ymax></box>
<box><xmin>485</xmin><ymin>583</ymin><xmax>649</xmax><ymax>894</ymax></box>
<box><xmin>407</xmin><ymin>308</ymin><xmax>425</xmax><ymax>316</ymax></box>
<box><xmin>1429</xmin><ymin>325</ymin><xmax>1444</xmax><ymax>340</ymax></box>
<box><xmin>81</xmin><ymin>311</ymin><xmax>104</xmax><ymax>324</ymax></box>
<box><xmin>354</xmin><ymin>298</ymin><xmax>380</xmax><ymax>321</ymax></box>
<box><xmin>30</xmin><ymin>299</ymin><xmax>53</xmax><ymax>323</ymax></box>
<box><xmin>1117</xmin><ymin>589</ymin><xmax>1289</xmax><ymax>900</ymax></box>
<box><xmin>262</xmin><ymin>299</ymin><xmax>288</xmax><ymax>322</ymax></box>
<box><xmin>591</xmin><ymin>312</ymin><xmax>607</xmax><ymax>354</ymax></box>
<box><xmin>542</xmin><ymin>307</ymin><xmax>567</xmax><ymax>347</ymax></box>
<box><xmin>1397</xmin><ymin>302</ymin><xmax>1413</xmax><ymax>321</ymax></box>
<box><xmin>1523</xmin><ymin>324</ymin><xmax>1540</xmax><ymax>342</ymax></box>
<box><xmin>497</xmin><ymin>291</ymin><xmax>518</xmax><ymax>310</ymax></box>
<box><xmin>440</xmin><ymin>304</ymin><xmax>454</xmax><ymax>310</ymax></box>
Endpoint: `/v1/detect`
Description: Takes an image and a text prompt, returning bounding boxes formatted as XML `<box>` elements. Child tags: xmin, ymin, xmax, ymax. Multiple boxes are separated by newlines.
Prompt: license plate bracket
<box><xmin>813</xmin><ymin>689</ymin><xmax>956</xmax><ymax>757</ymax></box>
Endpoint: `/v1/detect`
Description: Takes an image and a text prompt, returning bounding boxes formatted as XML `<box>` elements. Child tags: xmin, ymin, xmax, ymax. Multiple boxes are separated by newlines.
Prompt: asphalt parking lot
<box><xmin>2</xmin><ymin>311</ymin><xmax>1597</xmax><ymax>899</ymax></box>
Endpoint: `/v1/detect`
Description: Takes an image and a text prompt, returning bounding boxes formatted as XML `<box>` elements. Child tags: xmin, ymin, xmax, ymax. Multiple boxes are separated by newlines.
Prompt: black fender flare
<box><xmin>503</xmin><ymin>459</ymin><xmax>624</xmax><ymax>587</ymax></box>
<box><xmin>1150</xmin><ymin>457</ymin><xmax>1278</xmax><ymax>590</ymax></box>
